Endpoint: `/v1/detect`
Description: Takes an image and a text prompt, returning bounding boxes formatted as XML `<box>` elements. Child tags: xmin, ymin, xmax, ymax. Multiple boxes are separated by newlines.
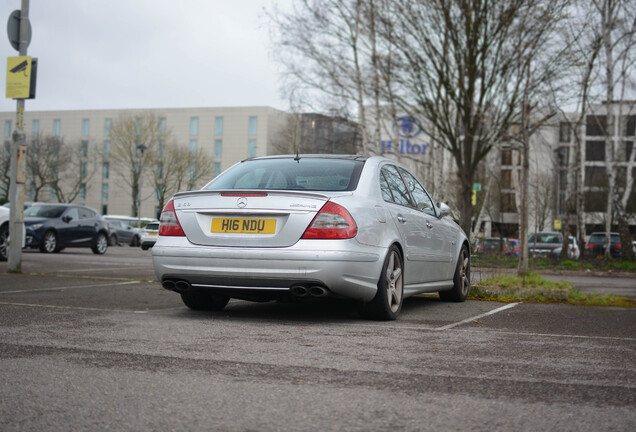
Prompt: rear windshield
<box><xmin>145</xmin><ymin>223</ymin><xmax>160</xmax><ymax>230</ymax></box>
<box><xmin>24</xmin><ymin>205</ymin><xmax>67</xmax><ymax>219</ymax></box>
<box><xmin>589</xmin><ymin>234</ymin><xmax>620</xmax><ymax>245</ymax></box>
<box><xmin>528</xmin><ymin>233</ymin><xmax>562</xmax><ymax>244</ymax></box>
<box><xmin>204</xmin><ymin>158</ymin><xmax>364</xmax><ymax>192</ymax></box>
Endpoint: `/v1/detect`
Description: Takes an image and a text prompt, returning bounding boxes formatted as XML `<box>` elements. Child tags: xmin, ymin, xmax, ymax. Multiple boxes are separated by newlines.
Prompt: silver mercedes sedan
<box><xmin>152</xmin><ymin>155</ymin><xmax>470</xmax><ymax>320</ymax></box>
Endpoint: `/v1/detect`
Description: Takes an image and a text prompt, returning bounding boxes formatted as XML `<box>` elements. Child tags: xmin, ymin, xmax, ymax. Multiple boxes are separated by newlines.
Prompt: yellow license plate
<box><xmin>211</xmin><ymin>218</ymin><xmax>276</xmax><ymax>234</ymax></box>
<box><xmin>148</xmin><ymin>232</ymin><xmax>157</xmax><ymax>236</ymax></box>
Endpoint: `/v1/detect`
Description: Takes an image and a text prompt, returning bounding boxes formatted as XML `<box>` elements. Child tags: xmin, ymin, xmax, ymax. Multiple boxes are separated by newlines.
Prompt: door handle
<box><xmin>397</xmin><ymin>215</ymin><xmax>406</xmax><ymax>224</ymax></box>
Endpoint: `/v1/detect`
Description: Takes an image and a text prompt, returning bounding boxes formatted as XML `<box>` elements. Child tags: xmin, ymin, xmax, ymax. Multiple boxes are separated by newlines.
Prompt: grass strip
<box><xmin>471</xmin><ymin>272</ymin><xmax>636</xmax><ymax>307</ymax></box>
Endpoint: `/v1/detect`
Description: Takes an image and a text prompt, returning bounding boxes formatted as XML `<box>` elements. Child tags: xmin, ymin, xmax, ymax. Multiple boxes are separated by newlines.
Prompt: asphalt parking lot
<box><xmin>1</xmin><ymin>247</ymin><xmax>635</xmax><ymax>431</ymax></box>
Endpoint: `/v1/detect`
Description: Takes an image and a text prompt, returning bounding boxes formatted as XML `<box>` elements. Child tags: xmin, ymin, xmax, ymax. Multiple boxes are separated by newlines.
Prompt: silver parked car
<box><xmin>152</xmin><ymin>155</ymin><xmax>470</xmax><ymax>320</ymax></box>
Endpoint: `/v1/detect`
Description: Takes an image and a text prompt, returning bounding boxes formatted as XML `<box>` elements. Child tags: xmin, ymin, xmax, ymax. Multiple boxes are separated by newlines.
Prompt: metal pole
<box><xmin>7</xmin><ymin>0</ymin><xmax>30</xmax><ymax>273</ymax></box>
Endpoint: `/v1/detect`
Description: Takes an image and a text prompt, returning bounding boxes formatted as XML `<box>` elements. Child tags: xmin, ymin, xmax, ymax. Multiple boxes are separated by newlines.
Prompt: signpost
<box><xmin>5</xmin><ymin>1</ymin><xmax>33</xmax><ymax>273</ymax></box>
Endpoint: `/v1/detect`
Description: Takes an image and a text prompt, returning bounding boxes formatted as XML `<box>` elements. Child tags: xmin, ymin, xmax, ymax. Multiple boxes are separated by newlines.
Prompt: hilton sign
<box><xmin>380</xmin><ymin>116</ymin><xmax>429</xmax><ymax>155</ymax></box>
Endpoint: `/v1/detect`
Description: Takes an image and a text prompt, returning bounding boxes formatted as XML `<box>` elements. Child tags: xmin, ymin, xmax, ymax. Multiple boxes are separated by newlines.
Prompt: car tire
<box><xmin>180</xmin><ymin>290</ymin><xmax>229</xmax><ymax>311</ymax></box>
<box><xmin>130</xmin><ymin>235</ymin><xmax>140</xmax><ymax>247</ymax></box>
<box><xmin>360</xmin><ymin>245</ymin><xmax>403</xmax><ymax>321</ymax></box>
<box><xmin>0</xmin><ymin>223</ymin><xmax>8</xmax><ymax>262</ymax></box>
<box><xmin>141</xmin><ymin>244</ymin><xmax>149</xmax><ymax>250</ymax></box>
<box><xmin>439</xmin><ymin>245</ymin><xmax>470</xmax><ymax>302</ymax></box>
<box><xmin>91</xmin><ymin>232</ymin><xmax>108</xmax><ymax>255</ymax></box>
<box><xmin>40</xmin><ymin>230</ymin><xmax>58</xmax><ymax>253</ymax></box>
<box><xmin>108</xmin><ymin>233</ymin><xmax>118</xmax><ymax>246</ymax></box>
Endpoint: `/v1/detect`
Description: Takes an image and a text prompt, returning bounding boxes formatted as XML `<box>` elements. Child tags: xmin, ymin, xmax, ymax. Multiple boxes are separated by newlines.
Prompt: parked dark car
<box><xmin>528</xmin><ymin>232</ymin><xmax>563</xmax><ymax>258</ymax></box>
<box><xmin>24</xmin><ymin>203</ymin><xmax>109</xmax><ymax>254</ymax></box>
<box><xmin>585</xmin><ymin>232</ymin><xmax>622</xmax><ymax>258</ymax></box>
<box><xmin>475</xmin><ymin>237</ymin><xmax>510</xmax><ymax>255</ymax></box>
<box><xmin>104</xmin><ymin>218</ymin><xmax>140</xmax><ymax>246</ymax></box>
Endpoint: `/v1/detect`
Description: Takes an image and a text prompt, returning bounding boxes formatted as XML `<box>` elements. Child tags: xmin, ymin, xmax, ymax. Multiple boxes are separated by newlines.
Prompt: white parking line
<box><xmin>435</xmin><ymin>302</ymin><xmax>520</xmax><ymax>330</ymax></box>
<box><xmin>0</xmin><ymin>280</ymin><xmax>139</xmax><ymax>294</ymax></box>
<box><xmin>0</xmin><ymin>301</ymin><xmax>151</xmax><ymax>314</ymax></box>
<box><xmin>454</xmin><ymin>327</ymin><xmax>636</xmax><ymax>342</ymax></box>
<box><xmin>56</xmin><ymin>266</ymin><xmax>153</xmax><ymax>273</ymax></box>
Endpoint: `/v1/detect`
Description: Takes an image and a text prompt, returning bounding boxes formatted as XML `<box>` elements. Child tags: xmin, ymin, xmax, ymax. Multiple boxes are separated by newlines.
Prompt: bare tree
<box><xmin>22</xmin><ymin>135</ymin><xmax>95</xmax><ymax>203</ymax></box>
<box><xmin>382</xmin><ymin>0</ymin><xmax>567</xmax><ymax>235</ymax></box>
<box><xmin>109</xmin><ymin>113</ymin><xmax>162</xmax><ymax>217</ymax></box>
<box><xmin>152</xmin><ymin>144</ymin><xmax>213</xmax><ymax>213</ymax></box>
<box><xmin>268</xmin><ymin>0</ymin><xmax>383</xmax><ymax>154</ymax></box>
<box><xmin>592</xmin><ymin>0</ymin><xmax>636</xmax><ymax>259</ymax></box>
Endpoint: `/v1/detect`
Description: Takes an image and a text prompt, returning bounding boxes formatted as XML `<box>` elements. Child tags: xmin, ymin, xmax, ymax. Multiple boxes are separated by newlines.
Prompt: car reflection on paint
<box><xmin>152</xmin><ymin>155</ymin><xmax>470</xmax><ymax>320</ymax></box>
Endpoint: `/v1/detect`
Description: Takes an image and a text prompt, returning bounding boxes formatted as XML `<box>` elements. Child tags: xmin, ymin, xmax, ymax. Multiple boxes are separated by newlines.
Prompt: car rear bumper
<box><xmin>152</xmin><ymin>237</ymin><xmax>383</xmax><ymax>301</ymax></box>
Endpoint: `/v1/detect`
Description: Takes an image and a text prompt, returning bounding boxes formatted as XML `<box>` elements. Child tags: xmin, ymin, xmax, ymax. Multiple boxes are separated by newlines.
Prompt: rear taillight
<box><xmin>301</xmin><ymin>201</ymin><xmax>357</xmax><ymax>240</ymax></box>
<box><xmin>616</xmin><ymin>244</ymin><xmax>622</xmax><ymax>249</ymax></box>
<box><xmin>159</xmin><ymin>199</ymin><xmax>185</xmax><ymax>236</ymax></box>
<box><xmin>585</xmin><ymin>244</ymin><xmax>594</xmax><ymax>249</ymax></box>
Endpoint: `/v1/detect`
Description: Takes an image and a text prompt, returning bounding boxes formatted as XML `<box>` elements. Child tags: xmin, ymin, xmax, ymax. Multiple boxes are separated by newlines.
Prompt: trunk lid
<box><xmin>172</xmin><ymin>190</ymin><xmax>330</xmax><ymax>247</ymax></box>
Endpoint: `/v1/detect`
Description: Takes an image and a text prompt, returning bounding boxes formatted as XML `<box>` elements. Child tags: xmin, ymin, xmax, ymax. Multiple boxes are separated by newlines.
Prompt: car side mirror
<box><xmin>62</xmin><ymin>215</ymin><xmax>72</xmax><ymax>223</ymax></box>
<box><xmin>438</xmin><ymin>202</ymin><xmax>451</xmax><ymax>218</ymax></box>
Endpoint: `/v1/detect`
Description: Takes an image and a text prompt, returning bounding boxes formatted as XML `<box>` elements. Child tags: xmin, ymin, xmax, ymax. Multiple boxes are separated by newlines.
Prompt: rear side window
<box><xmin>205</xmin><ymin>158</ymin><xmax>364</xmax><ymax>192</ymax></box>
<box><xmin>380</xmin><ymin>165</ymin><xmax>412</xmax><ymax>206</ymax></box>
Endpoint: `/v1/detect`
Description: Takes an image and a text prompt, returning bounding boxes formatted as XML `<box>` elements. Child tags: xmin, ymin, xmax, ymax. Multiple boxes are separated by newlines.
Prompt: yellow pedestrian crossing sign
<box><xmin>6</xmin><ymin>56</ymin><xmax>32</xmax><ymax>99</ymax></box>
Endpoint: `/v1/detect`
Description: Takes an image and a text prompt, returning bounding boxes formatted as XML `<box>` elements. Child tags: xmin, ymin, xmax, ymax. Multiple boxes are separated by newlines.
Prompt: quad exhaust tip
<box><xmin>290</xmin><ymin>285</ymin><xmax>328</xmax><ymax>298</ymax></box>
<box><xmin>162</xmin><ymin>279</ymin><xmax>191</xmax><ymax>293</ymax></box>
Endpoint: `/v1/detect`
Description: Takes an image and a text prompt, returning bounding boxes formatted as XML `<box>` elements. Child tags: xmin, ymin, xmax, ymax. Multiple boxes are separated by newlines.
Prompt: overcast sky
<box><xmin>0</xmin><ymin>0</ymin><xmax>290</xmax><ymax>113</ymax></box>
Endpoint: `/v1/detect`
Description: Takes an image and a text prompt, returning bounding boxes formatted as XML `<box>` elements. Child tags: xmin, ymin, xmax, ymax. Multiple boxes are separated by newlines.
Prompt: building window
<box><xmin>189</xmin><ymin>139</ymin><xmax>197</xmax><ymax>156</ymax></box>
<box><xmin>502</xmin><ymin>193</ymin><xmax>517</xmax><ymax>213</ymax></box>
<box><xmin>623</xmin><ymin>116</ymin><xmax>636</xmax><ymax>137</ymax></box>
<box><xmin>159</xmin><ymin>117</ymin><xmax>166</xmax><ymax>135</ymax></box>
<box><xmin>500</xmin><ymin>169</ymin><xmax>513</xmax><ymax>189</ymax></box>
<box><xmin>104</xmin><ymin>118</ymin><xmax>112</xmax><ymax>137</ymax></box>
<box><xmin>248</xmin><ymin>116</ymin><xmax>258</xmax><ymax>135</ymax></box>
<box><xmin>215</xmin><ymin>117</ymin><xmax>224</xmax><ymax>135</ymax></box>
<box><xmin>188</xmin><ymin>161</ymin><xmax>196</xmax><ymax>180</ymax></box>
<box><xmin>190</xmin><ymin>117</ymin><xmax>199</xmax><ymax>136</ymax></box>
<box><xmin>82</xmin><ymin>119</ymin><xmax>90</xmax><ymax>137</ymax></box>
<box><xmin>49</xmin><ymin>186</ymin><xmax>56</xmax><ymax>200</ymax></box>
<box><xmin>584</xmin><ymin>166</ymin><xmax>608</xmax><ymax>187</ymax></box>
<box><xmin>102</xmin><ymin>183</ymin><xmax>109</xmax><ymax>201</ymax></box>
<box><xmin>135</xmin><ymin>118</ymin><xmax>142</xmax><ymax>136</ymax></box>
<box><xmin>214</xmin><ymin>139</ymin><xmax>223</xmax><ymax>158</ymax></box>
<box><xmin>559</xmin><ymin>123</ymin><xmax>571</xmax><ymax>143</ymax></box>
<box><xmin>586</xmin><ymin>115</ymin><xmax>607</xmax><ymax>136</ymax></box>
<box><xmin>4</xmin><ymin>120</ymin><xmax>11</xmax><ymax>138</ymax></box>
<box><xmin>32</xmin><ymin>119</ymin><xmax>39</xmax><ymax>137</ymax></box>
<box><xmin>623</xmin><ymin>141</ymin><xmax>634</xmax><ymax>162</ymax></box>
<box><xmin>80</xmin><ymin>140</ymin><xmax>89</xmax><ymax>158</ymax></box>
<box><xmin>28</xmin><ymin>183</ymin><xmax>35</xmax><ymax>199</ymax></box>
<box><xmin>584</xmin><ymin>191</ymin><xmax>605</xmax><ymax>212</ymax></box>
<box><xmin>103</xmin><ymin>140</ymin><xmax>111</xmax><ymax>158</ymax></box>
<box><xmin>157</xmin><ymin>139</ymin><xmax>165</xmax><ymax>158</ymax></box>
<box><xmin>80</xmin><ymin>162</ymin><xmax>87</xmax><ymax>180</ymax></box>
<box><xmin>53</xmin><ymin>119</ymin><xmax>61</xmax><ymax>137</ymax></box>
<box><xmin>501</xmin><ymin>148</ymin><xmax>519</xmax><ymax>166</ymax></box>
<box><xmin>79</xmin><ymin>183</ymin><xmax>86</xmax><ymax>200</ymax></box>
<box><xmin>585</xmin><ymin>141</ymin><xmax>605</xmax><ymax>161</ymax></box>
<box><xmin>248</xmin><ymin>139</ymin><xmax>256</xmax><ymax>158</ymax></box>
<box><xmin>102</xmin><ymin>162</ymin><xmax>109</xmax><ymax>179</ymax></box>
<box><xmin>156</xmin><ymin>162</ymin><xmax>164</xmax><ymax>179</ymax></box>
<box><xmin>102</xmin><ymin>204</ymin><xmax>108</xmax><ymax>215</ymax></box>
<box><xmin>213</xmin><ymin>162</ymin><xmax>222</xmax><ymax>178</ymax></box>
